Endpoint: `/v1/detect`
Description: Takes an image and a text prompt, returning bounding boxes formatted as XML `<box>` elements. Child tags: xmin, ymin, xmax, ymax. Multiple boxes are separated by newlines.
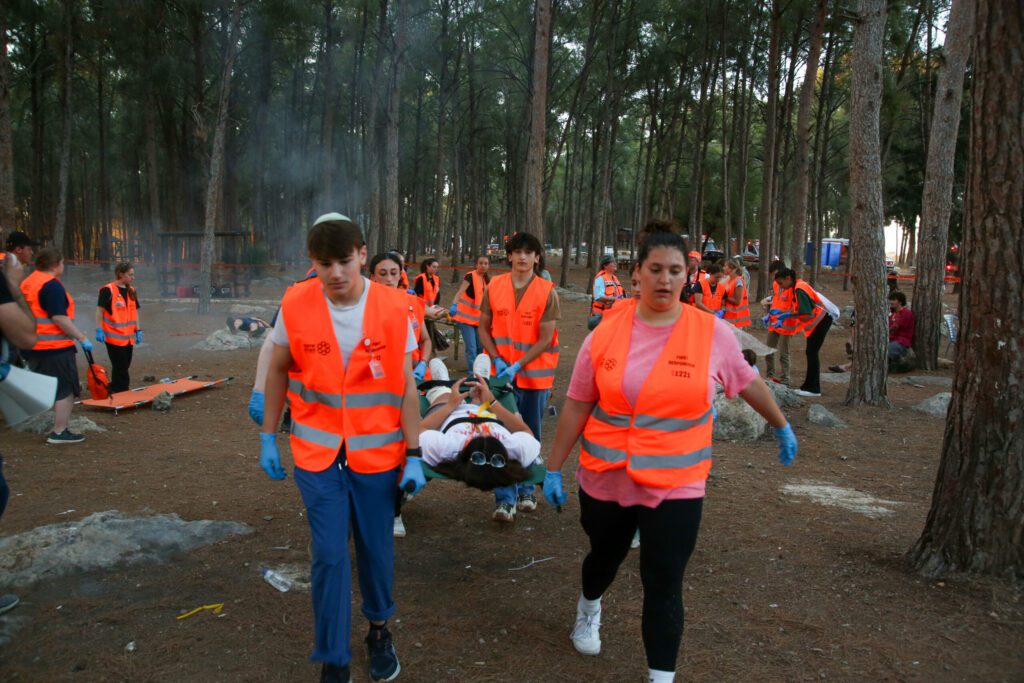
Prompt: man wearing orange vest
<box><xmin>260</xmin><ymin>215</ymin><xmax>421</xmax><ymax>683</ymax></box>
<box><xmin>692</xmin><ymin>263</ymin><xmax>726</xmax><ymax>317</ymax></box>
<box><xmin>20</xmin><ymin>247</ymin><xmax>94</xmax><ymax>444</ymax></box>
<box><xmin>448</xmin><ymin>255</ymin><xmax>490</xmax><ymax>375</ymax></box>
<box><xmin>590</xmin><ymin>255</ymin><xmax>625</xmax><ymax>327</ymax></box>
<box><xmin>478</xmin><ymin>232</ymin><xmax>560</xmax><ymax>522</ymax></box>
<box><xmin>760</xmin><ymin>260</ymin><xmax>793</xmax><ymax>384</ymax></box>
<box><xmin>773</xmin><ymin>266</ymin><xmax>833</xmax><ymax>397</ymax></box>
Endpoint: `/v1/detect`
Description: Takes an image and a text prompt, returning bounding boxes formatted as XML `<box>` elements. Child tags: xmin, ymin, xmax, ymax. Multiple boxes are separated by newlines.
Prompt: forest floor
<box><xmin>1</xmin><ymin>263</ymin><xmax>1021</xmax><ymax>682</ymax></box>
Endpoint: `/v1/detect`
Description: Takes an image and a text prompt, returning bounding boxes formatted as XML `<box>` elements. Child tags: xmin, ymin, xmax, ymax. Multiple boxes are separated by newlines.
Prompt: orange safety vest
<box><xmin>768</xmin><ymin>281</ymin><xmax>799</xmax><ymax>336</ymax></box>
<box><xmin>683</xmin><ymin>269</ymin><xmax>707</xmax><ymax>304</ymax></box>
<box><xmin>21</xmin><ymin>270</ymin><xmax>76</xmax><ymax>351</ymax></box>
<box><xmin>399</xmin><ymin>270</ymin><xmax>409</xmax><ymax>290</ymax></box>
<box><xmin>487</xmin><ymin>273</ymin><xmax>560</xmax><ymax>391</ymax></box>
<box><xmin>790</xmin><ymin>279</ymin><xmax>827</xmax><ymax>337</ymax></box>
<box><xmin>406</xmin><ymin>292</ymin><xmax>426</xmax><ymax>366</ymax></box>
<box><xmin>698</xmin><ymin>278</ymin><xmax>726</xmax><ymax>312</ymax></box>
<box><xmin>281</xmin><ymin>279</ymin><xmax>409</xmax><ymax>473</ymax></box>
<box><xmin>590</xmin><ymin>272</ymin><xmax>624</xmax><ymax>317</ymax></box>
<box><xmin>100</xmin><ymin>282</ymin><xmax>139</xmax><ymax>346</ymax></box>
<box><xmin>722</xmin><ymin>275</ymin><xmax>750</xmax><ymax>327</ymax></box>
<box><xmin>414</xmin><ymin>272</ymin><xmax>439</xmax><ymax>306</ymax></box>
<box><xmin>579</xmin><ymin>300</ymin><xmax>715</xmax><ymax>488</ymax></box>
<box><xmin>453</xmin><ymin>271</ymin><xmax>486</xmax><ymax>326</ymax></box>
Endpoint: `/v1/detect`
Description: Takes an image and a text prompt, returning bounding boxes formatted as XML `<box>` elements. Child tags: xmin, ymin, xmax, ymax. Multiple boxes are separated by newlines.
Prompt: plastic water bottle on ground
<box><xmin>260</xmin><ymin>567</ymin><xmax>292</xmax><ymax>592</ymax></box>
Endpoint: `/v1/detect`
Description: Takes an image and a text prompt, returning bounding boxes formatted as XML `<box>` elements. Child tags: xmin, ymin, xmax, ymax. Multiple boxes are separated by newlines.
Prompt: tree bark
<box><xmin>912</xmin><ymin>0</ymin><xmax>974</xmax><ymax>370</ymax></box>
<box><xmin>756</xmin><ymin>0</ymin><xmax>781</xmax><ymax>300</ymax></box>
<box><xmin>198</xmin><ymin>0</ymin><xmax>242</xmax><ymax>315</ymax></box>
<box><xmin>0</xmin><ymin>2</ymin><xmax>14</xmax><ymax>233</ymax></box>
<box><xmin>789</xmin><ymin>0</ymin><xmax>828</xmax><ymax>273</ymax></box>
<box><xmin>845</xmin><ymin>0</ymin><xmax>890</xmax><ymax>407</ymax></box>
<box><xmin>523</xmin><ymin>0</ymin><xmax>552</xmax><ymax>242</ymax></box>
<box><xmin>909</xmin><ymin>0</ymin><xmax>1023</xmax><ymax>580</ymax></box>
<box><xmin>381</xmin><ymin>0</ymin><xmax>407</xmax><ymax>251</ymax></box>
<box><xmin>54</xmin><ymin>0</ymin><xmax>75</xmax><ymax>254</ymax></box>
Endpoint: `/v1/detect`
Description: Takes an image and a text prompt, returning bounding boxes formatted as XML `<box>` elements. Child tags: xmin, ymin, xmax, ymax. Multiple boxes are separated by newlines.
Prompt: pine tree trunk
<box><xmin>382</xmin><ymin>0</ymin><xmax>407</xmax><ymax>251</ymax></box>
<box><xmin>53</xmin><ymin>0</ymin><xmax>75</xmax><ymax>254</ymax></box>
<box><xmin>757</xmin><ymin>0</ymin><xmax>781</xmax><ymax>300</ymax></box>
<box><xmin>909</xmin><ymin>0</ymin><xmax>1023</xmax><ymax>579</ymax></box>
<box><xmin>0</xmin><ymin>3</ymin><xmax>15</xmax><ymax>233</ymax></box>
<box><xmin>523</xmin><ymin>0</ymin><xmax>551</xmax><ymax>243</ymax></box>
<box><xmin>318</xmin><ymin>0</ymin><xmax>337</xmax><ymax>213</ymax></box>
<box><xmin>845</xmin><ymin>0</ymin><xmax>890</xmax><ymax>407</ymax></box>
<box><xmin>912</xmin><ymin>0</ymin><xmax>974</xmax><ymax>370</ymax></box>
<box><xmin>198</xmin><ymin>0</ymin><xmax>241</xmax><ymax>315</ymax></box>
<box><xmin>789</xmin><ymin>0</ymin><xmax>828</xmax><ymax>274</ymax></box>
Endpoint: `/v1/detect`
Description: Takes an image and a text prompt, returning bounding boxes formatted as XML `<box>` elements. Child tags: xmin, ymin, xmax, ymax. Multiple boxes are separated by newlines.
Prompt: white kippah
<box><xmin>313</xmin><ymin>212</ymin><xmax>352</xmax><ymax>226</ymax></box>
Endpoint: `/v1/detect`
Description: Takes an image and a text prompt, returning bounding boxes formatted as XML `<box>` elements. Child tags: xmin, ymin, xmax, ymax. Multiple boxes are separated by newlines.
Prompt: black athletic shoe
<box><xmin>366</xmin><ymin>625</ymin><xmax>401</xmax><ymax>681</ymax></box>
<box><xmin>319</xmin><ymin>663</ymin><xmax>351</xmax><ymax>683</ymax></box>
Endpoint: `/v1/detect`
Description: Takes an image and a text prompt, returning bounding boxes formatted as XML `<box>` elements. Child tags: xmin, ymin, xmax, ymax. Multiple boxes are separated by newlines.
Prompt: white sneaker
<box><xmin>428</xmin><ymin>358</ymin><xmax>449</xmax><ymax>382</ymax></box>
<box><xmin>393</xmin><ymin>515</ymin><xmax>406</xmax><ymax>538</ymax></box>
<box><xmin>794</xmin><ymin>389</ymin><xmax>822</xmax><ymax>397</ymax></box>
<box><xmin>571</xmin><ymin>604</ymin><xmax>602</xmax><ymax>655</ymax></box>
<box><xmin>516</xmin><ymin>493</ymin><xmax>538</xmax><ymax>512</ymax></box>
<box><xmin>472</xmin><ymin>354</ymin><xmax>492</xmax><ymax>381</ymax></box>
<box><xmin>630</xmin><ymin>529</ymin><xmax>641</xmax><ymax>549</ymax></box>
<box><xmin>492</xmin><ymin>502</ymin><xmax>516</xmax><ymax>523</ymax></box>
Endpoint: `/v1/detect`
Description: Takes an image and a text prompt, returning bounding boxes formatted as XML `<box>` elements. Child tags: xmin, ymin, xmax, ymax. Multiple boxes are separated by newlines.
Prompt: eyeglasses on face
<box><xmin>469</xmin><ymin>451</ymin><xmax>506</xmax><ymax>468</ymax></box>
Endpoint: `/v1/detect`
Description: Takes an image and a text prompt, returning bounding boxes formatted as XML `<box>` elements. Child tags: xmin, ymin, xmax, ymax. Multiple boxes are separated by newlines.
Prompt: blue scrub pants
<box><xmin>293</xmin><ymin>450</ymin><xmax>400</xmax><ymax>666</ymax></box>
<box><xmin>494</xmin><ymin>386</ymin><xmax>550</xmax><ymax>506</ymax></box>
<box><xmin>455</xmin><ymin>322</ymin><xmax>481</xmax><ymax>375</ymax></box>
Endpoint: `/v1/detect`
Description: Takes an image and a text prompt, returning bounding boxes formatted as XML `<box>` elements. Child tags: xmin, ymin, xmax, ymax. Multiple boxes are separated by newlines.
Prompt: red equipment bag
<box><xmin>83</xmin><ymin>347</ymin><xmax>110</xmax><ymax>400</ymax></box>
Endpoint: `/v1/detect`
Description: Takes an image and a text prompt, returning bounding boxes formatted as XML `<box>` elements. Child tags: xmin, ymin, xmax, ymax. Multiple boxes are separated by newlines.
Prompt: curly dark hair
<box><xmin>430</xmin><ymin>435</ymin><xmax>531</xmax><ymax>491</ymax></box>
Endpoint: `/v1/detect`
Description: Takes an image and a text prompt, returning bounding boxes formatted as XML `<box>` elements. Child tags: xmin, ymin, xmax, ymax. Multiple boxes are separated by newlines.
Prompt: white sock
<box><xmin>648</xmin><ymin>669</ymin><xmax>674</xmax><ymax>683</ymax></box>
<box><xmin>578</xmin><ymin>594</ymin><xmax>601</xmax><ymax>615</ymax></box>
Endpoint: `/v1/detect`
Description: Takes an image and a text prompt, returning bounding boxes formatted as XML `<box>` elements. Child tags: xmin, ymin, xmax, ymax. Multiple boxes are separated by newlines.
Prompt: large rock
<box><xmin>193</xmin><ymin>328</ymin><xmax>261</xmax><ymax>351</ymax></box>
<box><xmin>229</xmin><ymin>304</ymin><xmax>271</xmax><ymax>316</ymax></box>
<box><xmin>820</xmin><ymin>372</ymin><xmax>850</xmax><ymax>385</ymax></box>
<box><xmin>713</xmin><ymin>393</ymin><xmax>767</xmax><ymax>441</ymax></box>
<box><xmin>889</xmin><ymin>347</ymin><xmax>917</xmax><ymax>373</ymax></box>
<box><xmin>808</xmin><ymin>404</ymin><xmax>847</xmax><ymax>428</ymax></box>
<box><xmin>903</xmin><ymin>375</ymin><xmax>953</xmax><ymax>388</ymax></box>
<box><xmin>555</xmin><ymin>287</ymin><xmax>591</xmax><ymax>303</ymax></box>
<box><xmin>0</xmin><ymin>511</ymin><xmax>253</xmax><ymax>589</ymax></box>
<box><xmin>913</xmin><ymin>392</ymin><xmax>951</xmax><ymax>417</ymax></box>
<box><xmin>767</xmin><ymin>381</ymin><xmax>805</xmax><ymax>408</ymax></box>
<box><xmin>14</xmin><ymin>412</ymin><xmax>105</xmax><ymax>435</ymax></box>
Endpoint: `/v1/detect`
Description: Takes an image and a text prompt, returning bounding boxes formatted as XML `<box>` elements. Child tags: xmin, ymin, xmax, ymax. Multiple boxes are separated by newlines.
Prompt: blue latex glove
<box><xmin>95</xmin><ymin>328</ymin><xmax>106</xmax><ymax>344</ymax></box>
<box><xmin>400</xmin><ymin>456</ymin><xmax>427</xmax><ymax>495</ymax></box>
<box><xmin>135</xmin><ymin>330</ymin><xmax>144</xmax><ymax>344</ymax></box>
<box><xmin>407</xmin><ymin>289</ymin><xmax>417</xmax><ymax>295</ymax></box>
<box><xmin>260</xmin><ymin>432</ymin><xmax>287</xmax><ymax>480</ymax></box>
<box><xmin>80</xmin><ymin>337</ymin><xmax>93</xmax><ymax>352</ymax></box>
<box><xmin>769</xmin><ymin>309</ymin><xmax>794</xmax><ymax>320</ymax></box>
<box><xmin>413</xmin><ymin>360</ymin><xmax>427</xmax><ymax>382</ymax></box>
<box><xmin>493</xmin><ymin>357</ymin><xmax>509</xmax><ymax>375</ymax></box>
<box><xmin>714</xmin><ymin>310</ymin><xmax>725</xmax><ymax>319</ymax></box>
<box><xmin>773</xmin><ymin>423</ymin><xmax>798</xmax><ymax>466</ymax></box>
<box><xmin>762</xmin><ymin>314</ymin><xmax>771</xmax><ymax>327</ymax></box>
<box><xmin>543</xmin><ymin>471</ymin><xmax>567</xmax><ymax>508</ymax></box>
<box><xmin>248</xmin><ymin>390</ymin><xmax>265</xmax><ymax>426</ymax></box>
<box><xmin>499</xmin><ymin>361</ymin><xmax>521</xmax><ymax>383</ymax></box>
<box><xmin>448</xmin><ymin>303</ymin><xmax>458</xmax><ymax>317</ymax></box>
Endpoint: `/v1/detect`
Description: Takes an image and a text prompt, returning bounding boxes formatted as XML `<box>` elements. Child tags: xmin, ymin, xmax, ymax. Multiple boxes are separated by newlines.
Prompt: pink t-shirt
<box><xmin>567</xmin><ymin>314</ymin><xmax>758</xmax><ymax>507</ymax></box>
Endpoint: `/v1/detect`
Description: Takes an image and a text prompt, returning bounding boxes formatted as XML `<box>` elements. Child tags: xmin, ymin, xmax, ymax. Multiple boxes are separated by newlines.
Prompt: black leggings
<box><xmin>105</xmin><ymin>342</ymin><xmax>134</xmax><ymax>393</ymax></box>
<box><xmin>801</xmin><ymin>315</ymin><xmax>832</xmax><ymax>394</ymax></box>
<box><xmin>579</xmin><ymin>488</ymin><xmax>703</xmax><ymax>671</ymax></box>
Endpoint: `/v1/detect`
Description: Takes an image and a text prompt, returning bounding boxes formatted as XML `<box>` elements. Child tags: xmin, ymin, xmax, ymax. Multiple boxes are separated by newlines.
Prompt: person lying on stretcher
<box><xmin>416</xmin><ymin>356</ymin><xmax>540</xmax><ymax>491</ymax></box>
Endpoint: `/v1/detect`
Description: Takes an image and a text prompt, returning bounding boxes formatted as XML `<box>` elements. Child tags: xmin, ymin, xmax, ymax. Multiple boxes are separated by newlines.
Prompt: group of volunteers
<box><xmin>0</xmin><ymin>231</ymin><xmax>143</xmax><ymax>445</ymax></box>
<box><xmin>251</xmin><ymin>213</ymin><xmax>798</xmax><ymax>683</ymax></box>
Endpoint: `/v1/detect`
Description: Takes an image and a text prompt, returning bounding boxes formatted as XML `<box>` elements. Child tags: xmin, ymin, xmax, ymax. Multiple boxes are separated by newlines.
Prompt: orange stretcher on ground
<box><xmin>79</xmin><ymin>376</ymin><xmax>231</xmax><ymax>413</ymax></box>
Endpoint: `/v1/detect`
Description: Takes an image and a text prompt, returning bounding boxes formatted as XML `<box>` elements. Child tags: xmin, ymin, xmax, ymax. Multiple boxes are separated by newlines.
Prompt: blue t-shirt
<box><xmin>22</xmin><ymin>279</ymin><xmax>75</xmax><ymax>358</ymax></box>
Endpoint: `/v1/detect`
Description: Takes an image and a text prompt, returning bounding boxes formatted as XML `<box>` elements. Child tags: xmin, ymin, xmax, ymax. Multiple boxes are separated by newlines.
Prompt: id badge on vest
<box><xmin>369</xmin><ymin>357</ymin><xmax>386</xmax><ymax>379</ymax></box>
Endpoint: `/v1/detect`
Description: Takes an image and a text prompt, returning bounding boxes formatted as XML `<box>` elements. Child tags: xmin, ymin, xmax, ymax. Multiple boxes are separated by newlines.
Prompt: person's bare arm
<box><xmin>473</xmin><ymin>378</ymin><xmax>531</xmax><ymax>434</ymax></box>
<box><xmin>694</xmin><ymin>293</ymin><xmax>714</xmax><ymax>314</ymax></box>
<box><xmin>261</xmin><ymin>343</ymin><xmax>293</xmax><ymax>434</ymax></box>
<box><xmin>418</xmin><ymin>324</ymin><xmax>432</xmax><ymax>362</ymax></box>
<box><xmin>738</xmin><ymin>377</ymin><xmax>787</xmax><ymax>428</ymax></box>
<box><xmin>401</xmin><ymin>353</ymin><xmax>420</xmax><ymax>449</ymax></box>
<box><xmin>727</xmin><ymin>280</ymin><xmax>743</xmax><ymax>305</ymax></box>
<box><xmin>51</xmin><ymin>315</ymin><xmax>87</xmax><ymax>343</ymax></box>
<box><xmin>252</xmin><ymin>335</ymin><xmax>276</xmax><ymax>392</ymax></box>
<box><xmin>419</xmin><ymin>378</ymin><xmax>467</xmax><ymax>433</ymax></box>
<box><xmin>0</xmin><ymin>301</ymin><xmax>36</xmax><ymax>349</ymax></box>
<box><xmin>477</xmin><ymin>305</ymin><xmax>500</xmax><ymax>359</ymax></box>
<box><xmin>449</xmin><ymin>280</ymin><xmax>469</xmax><ymax>309</ymax></box>
<box><xmin>547</xmin><ymin>397</ymin><xmax>594</xmax><ymax>471</ymax></box>
<box><xmin>95</xmin><ymin>306</ymin><xmax>104</xmax><ymax>332</ymax></box>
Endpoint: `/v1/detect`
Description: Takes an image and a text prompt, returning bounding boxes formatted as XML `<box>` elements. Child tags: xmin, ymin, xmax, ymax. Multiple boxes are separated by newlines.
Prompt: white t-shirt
<box><xmin>270</xmin><ymin>277</ymin><xmax>417</xmax><ymax>363</ymax></box>
<box><xmin>420</xmin><ymin>403</ymin><xmax>541</xmax><ymax>468</ymax></box>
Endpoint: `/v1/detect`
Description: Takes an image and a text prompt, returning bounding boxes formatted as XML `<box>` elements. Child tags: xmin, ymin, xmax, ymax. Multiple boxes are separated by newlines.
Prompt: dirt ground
<box><xmin>1</xmin><ymin>263</ymin><xmax>1021</xmax><ymax>682</ymax></box>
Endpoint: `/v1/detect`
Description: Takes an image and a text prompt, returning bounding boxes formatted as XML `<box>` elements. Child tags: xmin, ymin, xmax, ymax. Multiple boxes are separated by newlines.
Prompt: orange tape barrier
<box><xmin>817</xmin><ymin>269</ymin><xmax>961</xmax><ymax>283</ymax></box>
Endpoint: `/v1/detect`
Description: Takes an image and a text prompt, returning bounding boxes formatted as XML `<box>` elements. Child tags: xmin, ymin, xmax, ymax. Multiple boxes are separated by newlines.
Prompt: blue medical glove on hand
<box><xmin>95</xmin><ymin>328</ymin><xmax>106</xmax><ymax>344</ymax></box>
<box><xmin>413</xmin><ymin>360</ymin><xmax>427</xmax><ymax>382</ymax></box>
<box><xmin>499</xmin><ymin>361</ymin><xmax>521</xmax><ymax>382</ymax></box>
<box><xmin>543</xmin><ymin>471</ymin><xmax>567</xmax><ymax>507</ymax></box>
<box><xmin>135</xmin><ymin>330</ymin><xmax>144</xmax><ymax>344</ymax></box>
<box><xmin>248</xmin><ymin>390</ymin><xmax>265</xmax><ymax>426</ymax></box>
<box><xmin>762</xmin><ymin>314</ymin><xmax>771</xmax><ymax>327</ymax></box>
<box><xmin>448</xmin><ymin>304</ymin><xmax>458</xmax><ymax>317</ymax></box>
<box><xmin>714</xmin><ymin>310</ymin><xmax>725</xmax><ymax>319</ymax></box>
<box><xmin>260</xmin><ymin>432</ymin><xmax>287</xmax><ymax>480</ymax></box>
<box><xmin>400</xmin><ymin>456</ymin><xmax>427</xmax><ymax>496</ymax></box>
<box><xmin>773</xmin><ymin>423</ymin><xmax>798</xmax><ymax>466</ymax></box>
<box><xmin>80</xmin><ymin>337</ymin><xmax>93</xmax><ymax>352</ymax></box>
<box><xmin>493</xmin><ymin>357</ymin><xmax>509</xmax><ymax>375</ymax></box>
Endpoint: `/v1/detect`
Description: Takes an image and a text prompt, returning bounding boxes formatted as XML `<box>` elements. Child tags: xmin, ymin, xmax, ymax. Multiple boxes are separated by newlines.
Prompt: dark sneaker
<box><xmin>366</xmin><ymin>625</ymin><xmax>401</xmax><ymax>681</ymax></box>
<box><xmin>47</xmin><ymin>429</ymin><xmax>85</xmax><ymax>444</ymax></box>
<box><xmin>0</xmin><ymin>594</ymin><xmax>19</xmax><ymax>615</ymax></box>
<box><xmin>320</xmin><ymin>662</ymin><xmax>351</xmax><ymax>683</ymax></box>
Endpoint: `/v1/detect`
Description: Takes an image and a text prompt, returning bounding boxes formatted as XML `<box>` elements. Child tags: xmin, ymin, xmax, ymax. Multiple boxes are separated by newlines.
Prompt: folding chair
<box><xmin>941</xmin><ymin>313</ymin><xmax>959</xmax><ymax>358</ymax></box>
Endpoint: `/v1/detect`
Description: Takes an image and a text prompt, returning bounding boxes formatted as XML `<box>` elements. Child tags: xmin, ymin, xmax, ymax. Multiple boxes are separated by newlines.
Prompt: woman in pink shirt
<box><xmin>542</xmin><ymin>225</ymin><xmax>798</xmax><ymax>683</ymax></box>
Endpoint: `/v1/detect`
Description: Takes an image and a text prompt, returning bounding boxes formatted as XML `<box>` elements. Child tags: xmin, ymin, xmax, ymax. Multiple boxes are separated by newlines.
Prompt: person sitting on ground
<box><xmin>418</xmin><ymin>356</ymin><xmax>539</xmax><ymax>495</ymax></box>
<box><xmin>888</xmin><ymin>291</ymin><xmax>915</xmax><ymax>365</ymax></box>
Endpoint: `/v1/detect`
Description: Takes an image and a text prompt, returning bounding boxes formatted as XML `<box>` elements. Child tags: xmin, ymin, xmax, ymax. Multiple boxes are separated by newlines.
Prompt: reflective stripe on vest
<box><xmin>590</xmin><ymin>273</ymin><xmax>624</xmax><ymax>316</ymax></box>
<box><xmin>792</xmin><ymin>280</ymin><xmax>826</xmax><ymax>338</ymax></box>
<box><xmin>579</xmin><ymin>300</ymin><xmax>714</xmax><ymax>489</ymax></box>
<box><xmin>453</xmin><ymin>271</ymin><xmax>485</xmax><ymax>326</ymax></box>
<box><xmin>21</xmin><ymin>270</ymin><xmax>76</xmax><ymax>351</ymax></box>
<box><xmin>487</xmin><ymin>273</ymin><xmax>560</xmax><ymax>390</ymax></box>
<box><xmin>101</xmin><ymin>282</ymin><xmax>139</xmax><ymax>346</ymax></box>
<box><xmin>722</xmin><ymin>276</ymin><xmax>750</xmax><ymax>327</ymax></box>
<box><xmin>282</xmin><ymin>279</ymin><xmax>409</xmax><ymax>473</ymax></box>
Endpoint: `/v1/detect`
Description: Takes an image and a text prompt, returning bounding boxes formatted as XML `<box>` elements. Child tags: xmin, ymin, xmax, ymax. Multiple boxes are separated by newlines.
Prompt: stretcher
<box><xmin>79</xmin><ymin>376</ymin><xmax>232</xmax><ymax>413</ymax></box>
